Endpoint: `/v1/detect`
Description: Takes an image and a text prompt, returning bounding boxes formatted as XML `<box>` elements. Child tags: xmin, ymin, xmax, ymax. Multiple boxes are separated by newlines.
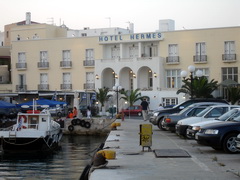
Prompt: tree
<box><xmin>177</xmin><ymin>76</ymin><xmax>218</xmax><ymax>98</ymax></box>
<box><xmin>227</xmin><ymin>86</ymin><xmax>240</xmax><ymax>104</ymax></box>
<box><xmin>120</xmin><ymin>88</ymin><xmax>147</xmax><ymax>106</ymax></box>
<box><xmin>95</xmin><ymin>87</ymin><xmax>111</xmax><ymax>108</ymax></box>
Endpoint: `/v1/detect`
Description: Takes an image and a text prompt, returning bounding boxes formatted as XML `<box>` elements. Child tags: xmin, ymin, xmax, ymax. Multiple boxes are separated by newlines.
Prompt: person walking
<box><xmin>140</xmin><ymin>98</ymin><xmax>149</xmax><ymax>121</ymax></box>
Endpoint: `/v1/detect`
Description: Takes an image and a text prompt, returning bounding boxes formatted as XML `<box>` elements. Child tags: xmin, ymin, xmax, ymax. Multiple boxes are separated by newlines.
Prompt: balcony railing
<box><xmin>38</xmin><ymin>62</ymin><xmax>49</xmax><ymax>69</ymax></box>
<box><xmin>16</xmin><ymin>85</ymin><xmax>27</xmax><ymax>92</ymax></box>
<box><xmin>60</xmin><ymin>61</ymin><xmax>72</xmax><ymax>68</ymax></box>
<box><xmin>38</xmin><ymin>84</ymin><xmax>49</xmax><ymax>90</ymax></box>
<box><xmin>222</xmin><ymin>54</ymin><xmax>236</xmax><ymax>62</ymax></box>
<box><xmin>60</xmin><ymin>84</ymin><xmax>72</xmax><ymax>90</ymax></box>
<box><xmin>16</xmin><ymin>63</ymin><xmax>27</xmax><ymax>69</ymax></box>
<box><xmin>193</xmin><ymin>55</ymin><xmax>207</xmax><ymax>63</ymax></box>
<box><xmin>83</xmin><ymin>60</ymin><xmax>95</xmax><ymax>66</ymax></box>
<box><xmin>166</xmin><ymin>56</ymin><xmax>180</xmax><ymax>64</ymax></box>
<box><xmin>84</xmin><ymin>83</ymin><xmax>95</xmax><ymax>90</ymax></box>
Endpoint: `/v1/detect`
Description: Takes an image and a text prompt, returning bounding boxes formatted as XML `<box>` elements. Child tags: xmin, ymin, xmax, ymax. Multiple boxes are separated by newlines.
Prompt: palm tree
<box><xmin>120</xmin><ymin>88</ymin><xmax>147</xmax><ymax>106</ymax></box>
<box><xmin>95</xmin><ymin>87</ymin><xmax>111</xmax><ymax>111</ymax></box>
<box><xmin>177</xmin><ymin>76</ymin><xmax>218</xmax><ymax>98</ymax></box>
<box><xmin>227</xmin><ymin>86</ymin><xmax>240</xmax><ymax>104</ymax></box>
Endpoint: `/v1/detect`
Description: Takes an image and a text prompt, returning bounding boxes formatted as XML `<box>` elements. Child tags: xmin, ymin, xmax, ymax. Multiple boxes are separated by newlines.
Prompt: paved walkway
<box><xmin>89</xmin><ymin>118</ymin><xmax>240</xmax><ymax>180</ymax></box>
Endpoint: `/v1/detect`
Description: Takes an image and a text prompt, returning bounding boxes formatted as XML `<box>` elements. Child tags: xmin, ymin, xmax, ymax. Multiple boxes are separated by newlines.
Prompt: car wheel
<box><xmin>222</xmin><ymin>133</ymin><xmax>240</xmax><ymax>154</ymax></box>
<box><xmin>138</xmin><ymin>112</ymin><xmax>142</xmax><ymax>116</ymax></box>
<box><xmin>157</xmin><ymin>117</ymin><xmax>166</xmax><ymax>131</ymax></box>
<box><xmin>57</xmin><ymin>112</ymin><xmax>62</xmax><ymax>118</ymax></box>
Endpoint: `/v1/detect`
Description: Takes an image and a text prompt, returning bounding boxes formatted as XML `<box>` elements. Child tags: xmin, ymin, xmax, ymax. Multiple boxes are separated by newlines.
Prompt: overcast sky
<box><xmin>1</xmin><ymin>0</ymin><xmax>240</xmax><ymax>33</ymax></box>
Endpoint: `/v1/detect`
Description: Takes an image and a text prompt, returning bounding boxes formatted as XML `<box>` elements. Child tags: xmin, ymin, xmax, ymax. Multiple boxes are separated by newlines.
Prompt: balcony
<box><xmin>60</xmin><ymin>61</ymin><xmax>72</xmax><ymax>68</ymax></box>
<box><xmin>60</xmin><ymin>84</ymin><xmax>72</xmax><ymax>90</ymax></box>
<box><xmin>38</xmin><ymin>84</ymin><xmax>49</xmax><ymax>90</ymax></box>
<box><xmin>38</xmin><ymin>62</ymin><xmax>49</xmax><ymax>69</ymax></box>
<box><xmin>16</xmin><ymin>63</ymin><xmax>27</xmax><ymax>70</ymax></box>
<box><xmin>84</xmin><ymin>83</ymin><xmax>95</xmax><ymax>90</ymax></box>
<box><xmin>193</xmin><ymin>55</ymin><xmax>207</xmax><ymax>63</ymax></box>
<box><xmin>83</xmin><ymin>60</ymin><xmax>95</xmax><ymax>67</ymax></box>
<box><xmin>16</xmin><ymin>85</ymin><xmax>27</xmax><ymax>92</ymax></box>
<box><xmin>166</xmin><ymin>56</ymin><xmax>180</xmax><ymax>64</ymax></box>
<box><xmin>222</xmin><ymin>54</ymin><xmax>236</xmax><ymax>62</ymax></box>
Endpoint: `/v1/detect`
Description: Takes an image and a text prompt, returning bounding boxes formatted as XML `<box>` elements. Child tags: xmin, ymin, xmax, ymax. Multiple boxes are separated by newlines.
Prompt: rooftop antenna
<box><xmin>106</xmin><ymin>17</ymin><xmax>111</xmax><ymax>28</ymax></box>
<box><xmin>126</xmin><ymin>21</ymin><xmax>131</xmax><ymax>29</ymax></box>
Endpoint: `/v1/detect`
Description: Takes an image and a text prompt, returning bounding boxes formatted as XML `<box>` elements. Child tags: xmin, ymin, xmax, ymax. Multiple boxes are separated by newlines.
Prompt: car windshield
<box><xmin>216</xmin><ymin>109</ymin><xmax>240</xmax><ymax>121</ymax></box>
<box><xmin>195</xmin><ymin>106</ymin><xmax>212</xmax><ymax>117</ymax></box>
<box><xmin>178</xmin><ymin>106</ymin><xmax>193</xmax><ymax>114</ymax></box>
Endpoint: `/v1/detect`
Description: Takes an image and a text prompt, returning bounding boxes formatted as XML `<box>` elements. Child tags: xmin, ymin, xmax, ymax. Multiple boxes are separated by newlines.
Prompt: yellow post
<box><xmin>139</xmin><ymin>124</ymin><xmax>152</xmax><ymax>152</ymax></box>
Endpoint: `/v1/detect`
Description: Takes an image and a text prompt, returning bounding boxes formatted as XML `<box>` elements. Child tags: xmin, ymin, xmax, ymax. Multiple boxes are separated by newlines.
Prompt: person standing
<box><xmin>158</xmin><ymin>104</ymin><xmax>164</xmax><ymax>110</ymax></box>
<box><xmin>73</xmin><ymin>107</ymin><xmax>78</xmax><ymax>118</ymax></box>
<box><xmin>140</xmin><ymin>98</ymin><xmax>149</xmax><ymax>121</ymax></box>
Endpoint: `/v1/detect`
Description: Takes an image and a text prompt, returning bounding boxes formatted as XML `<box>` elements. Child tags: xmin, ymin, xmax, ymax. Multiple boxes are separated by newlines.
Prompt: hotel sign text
<box><xmin>99</xmin><ymin>32</ymin><xmax>162</xmax><ymax>42</ymax></box>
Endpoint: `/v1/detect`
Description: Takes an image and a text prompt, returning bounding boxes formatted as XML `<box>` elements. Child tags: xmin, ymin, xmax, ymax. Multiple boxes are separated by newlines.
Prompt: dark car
<box><xmin>162</xmin><ymin>102</ymin><xmax>224</xmax><ymax>132</ymax></box>
<box><xmin>0</xmin><ymin>108</ymin><xmax>19</xmax><ymax>119</ymax></box>
<box><xmin>187</xmin><ymin>108</ymin><xmax>240</xmax><ymax>139</ymax></box>
<box><xmin>120</xmin><ymin>105</ymin><xmax>142</xmax><ymax>116</ymax></box>
<box><xmin>195</xmin><ymin>119</ymin><xmax>240</xmax><ymax>153</ymax></box>
<box><xmin>149</xmin><ymin>98</ymin><xmax>228</xmax><ymax>130</ymax></box>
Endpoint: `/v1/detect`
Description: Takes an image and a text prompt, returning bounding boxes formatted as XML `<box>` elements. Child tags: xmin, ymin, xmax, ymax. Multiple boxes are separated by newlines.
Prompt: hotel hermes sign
<box><xmin>99</xmin><ymin>32</ymin><xmax>163</xmax><ymax>43</ymax></box>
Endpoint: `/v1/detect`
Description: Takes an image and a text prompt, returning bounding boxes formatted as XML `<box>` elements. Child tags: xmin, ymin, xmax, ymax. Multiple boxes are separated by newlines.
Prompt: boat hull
<box><xmin>0</xmin><ymin>132</ymin><xmax>62</xmax><ymax>155</ymax></box>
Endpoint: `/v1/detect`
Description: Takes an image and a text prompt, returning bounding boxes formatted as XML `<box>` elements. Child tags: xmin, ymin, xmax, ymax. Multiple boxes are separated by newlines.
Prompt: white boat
<box><xmin>0</xmin><ymin>103</ymin><xmax>62</xmax><ymax>155</ymax></box>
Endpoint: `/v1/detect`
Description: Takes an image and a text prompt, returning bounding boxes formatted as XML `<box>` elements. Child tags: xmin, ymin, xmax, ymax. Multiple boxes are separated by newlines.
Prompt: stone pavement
<box><xmin>89</xmin><ymin>118</ymin><xmax>240</xmax><ymax>180</ymax></box>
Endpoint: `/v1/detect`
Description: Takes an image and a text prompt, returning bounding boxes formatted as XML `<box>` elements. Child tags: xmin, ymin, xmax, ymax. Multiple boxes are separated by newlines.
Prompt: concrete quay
<box><xmin>89</xmin><ymin>118</ymin><xmax>240</xmax><ymax>180</ymax></box>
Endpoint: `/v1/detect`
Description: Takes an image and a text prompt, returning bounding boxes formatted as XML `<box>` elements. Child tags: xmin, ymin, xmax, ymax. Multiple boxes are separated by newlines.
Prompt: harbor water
<box><xmin>0</xmin><ymin>135</ymin><xmax>107</xmax><ymax>180</ymax></box>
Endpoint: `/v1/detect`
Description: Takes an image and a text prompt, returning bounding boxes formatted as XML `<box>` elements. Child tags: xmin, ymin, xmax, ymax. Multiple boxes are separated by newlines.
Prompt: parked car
<box><xmin>120</xmin><ymin>105</ymin><xmax>142</xmax><ymax>116</ymax></box>
<box><xmin>162</xmin><ymin>102</ymin><xmax>225</xmax><ymax>132</ymax></box>
<box><xmin>195</xmin><ymin>119</ymin><xmax>240</xmax><ymax>153</ymax></box>
<box><xmin>235</xmin><ymin>133</ymin><xmax>240</xmax><ymax>150</ymax></box>
<box><xmin>175</xmin><ymin>105</ymin><xmax>240</xmax><ymax>137</ymax></box>
<box><xmin>49</xmin><ymin>106</ymin><xmax>65</xmax><ymax>117</ymax></box>
<box><xmin>149</xmin><ymin>98</ymin><xmax>228</xmax><ymax>130</ymax></box>
<box><xmin>187</xmin><ymin>108</ymin><xmax>240</xmax><ymax>139</ymax></box>
<box><xmin>0</xmin><ymin>108</ymin><xmax>19</xmax><ymax>119</ymax></box>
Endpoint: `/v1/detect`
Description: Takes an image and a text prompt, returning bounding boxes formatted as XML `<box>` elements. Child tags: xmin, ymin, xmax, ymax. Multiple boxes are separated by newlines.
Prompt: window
<box><xmin>40</xmin><ymin>73</ymin><xmax>48</xmax><ymax>84</ymax></box>
<box><xmin>196</xmin><ymin>42</ymin><xmax>206</xmax><ymax>56</ymax></box>
<box><xmin>86</xmin><ymin>49</ymin><xmax>94</xmax><ymax>60</ymax></box>
<box><xmin>18</xmin><ymin>52</ymin><xmax>26</xmax><ymax>63</ymax></box>
<box><xmin>223</xmin><ymin>41</ymin><xmax>236</xmax><ymax>60</ymax></box>
<box><xmin>168</xmin><ymin>44</ymin><xmax>178</xmax><ymax>56</ymax></box>
<box><xmin>40</xmin><ymin>51</ymin><xmax>48</xmax><ymax>62</ymax></box>
<box><xmin>222</xmin><ymin>67</ymin><xmax>238</xmax><ymax>82</ymax></box>
<box><xmin>166</xmin><ymin>69</ymin><xmax>181</xmax><ymax>88</ymax></box>
<box><xmin>224</xmin><ymin>41</ymin><xmax>235</xmax><ymax>55</ymax></box>
<box><xmin>129</xmin><ymin>45</ymin><xmax>138</xmax><ymax>58</ymax></box>
<box><xmin>62</xmin><ymin>50</ymin><xmax>70</xmax><ymax>61</ymax></box>
<box><xmin>63</xmin><ymin>73</ymin><xmax>71</xmax><ymax>84</ymax></box>
<box><xmin>162</xmin><ymin>98</ymin><xmax>178</xmax><ymax>107</ymax></box>
<box><xmin>111</xmin><ymin>46</ymin><xmax>120</xmax><ymax>59</ymax></box>
<box><xmin>0</xmin><ymin>76</ymin><xmax>3</xmax><ymax>83</ymax></box>
<box><xmin>195</xmin><ymin>68</ymin><xmax>209</xmax><ymax>79</ymax></box>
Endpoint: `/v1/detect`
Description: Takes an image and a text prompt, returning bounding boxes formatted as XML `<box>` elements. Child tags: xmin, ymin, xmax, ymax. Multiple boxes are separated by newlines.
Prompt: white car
<box><xmin>175</xmin><ymin>105</ymin><xmax>240</xmax><ymax>136</ymax></box>
<box><xmin>187</xmin><ymin>108</ymin><xmax>240</xmax><ymax>139</ymax></box>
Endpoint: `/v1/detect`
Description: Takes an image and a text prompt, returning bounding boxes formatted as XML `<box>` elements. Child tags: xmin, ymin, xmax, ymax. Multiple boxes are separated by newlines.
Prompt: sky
<box><xmin>1</xmin><ymin>0</ymin><xmax>240</xmax><ymax>33</ymax></box>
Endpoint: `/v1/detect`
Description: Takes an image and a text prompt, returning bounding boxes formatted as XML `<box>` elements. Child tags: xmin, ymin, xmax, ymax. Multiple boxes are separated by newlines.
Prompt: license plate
<box><xmin>195</xmin><ymin>134</ymin><xmax>198</xmax><ymax>140</ymax></box>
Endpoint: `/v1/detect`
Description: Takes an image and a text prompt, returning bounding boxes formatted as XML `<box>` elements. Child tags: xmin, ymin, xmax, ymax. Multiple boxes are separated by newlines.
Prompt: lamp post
<box><xmin>113</xmin><ymin>84</ymin><xmax>123</xmax><ymax>114</ymax></box>
<box><xmin>181</xmin><ymin>65</ymin><xmax>203</xmax><ymax>99</ymax></box>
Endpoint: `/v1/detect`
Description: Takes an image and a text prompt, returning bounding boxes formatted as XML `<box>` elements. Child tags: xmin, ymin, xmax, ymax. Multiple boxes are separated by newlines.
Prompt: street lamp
<box><xmin>113</xmin><ymin>84</ymin><xmax>123</xmax><ymax>114</ymax></box>
<box><xmin>181</xmin><ymin>65</ymin><xmax>203</xmax><ymax>99</ymax></box>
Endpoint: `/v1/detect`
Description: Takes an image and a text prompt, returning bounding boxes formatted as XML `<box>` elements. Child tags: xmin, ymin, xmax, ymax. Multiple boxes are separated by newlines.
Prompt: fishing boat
<box><xmin>0</xmin><ymin>102</ymin><xmax>62</xmax><ymax>155</ymax></box>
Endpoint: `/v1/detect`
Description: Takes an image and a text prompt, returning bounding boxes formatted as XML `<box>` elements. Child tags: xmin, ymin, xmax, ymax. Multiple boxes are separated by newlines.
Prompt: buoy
<box><xmin>68</xmin><ymin>125</ymin><xmax>74</xmax><ymax>132</ymax></box>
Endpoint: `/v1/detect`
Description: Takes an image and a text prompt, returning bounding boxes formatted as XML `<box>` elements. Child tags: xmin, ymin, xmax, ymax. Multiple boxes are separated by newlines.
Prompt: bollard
<box><xmin>139</xmin><ymin>124</ymin><xmax>152</xmax><ymax>152</ymax></box>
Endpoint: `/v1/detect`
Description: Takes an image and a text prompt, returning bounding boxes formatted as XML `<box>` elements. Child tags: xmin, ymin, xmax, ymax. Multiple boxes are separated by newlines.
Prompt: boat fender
<box><xmin>68</xmin><ymin>125</ymin><xmax>74</xmax><ymax>132</ymax></box>
<box><xmin>84</xmin><ymin>122</ymin><xmax>91</xmax><ymax>129</ymax></box>
<box><xmin>80</xmin><ymin>120</ymin><xmax>86</xmax><ymax>127</ymax></box>
<box><xmin>76</xmin><ymin>118</ymin><xmax>81</xmax><ymax>125</ymax></box>
<box><xmin>71</xmin><ymin>119</ymin><xmax>77</xmax><ymax>126</ymax></box>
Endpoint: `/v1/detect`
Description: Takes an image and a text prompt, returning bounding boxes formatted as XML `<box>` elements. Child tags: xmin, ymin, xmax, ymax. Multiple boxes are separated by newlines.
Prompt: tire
<box><xmin>85</xmin><ymin>122</ymin><xmax>91</xmax><ymax>129</ymax></box>
<box><xmin>68</xmin><ymin>125</ymin><xmax>74</xmax><ymax>132</ymax></box>
<box><xmin>71</xmin><ymin>119</ymin><xmax>77</xmax><ymax>126</ymax></box>
<box><xmin>222</xmin><ymin>133</ymin><xmax>240</xmax><ymax>153</ymax></box>
<box><xmin>80</xmin><ymin>120</ymin><xmax>86</xmax><ymax>127</ymax></box>
<box><xmin>57</xmin><ymin>112</ymin><xmax>62</xmax><ymax>118</ymax></box>
<box><xmin>76</xmin><ymin>118</ymin><xmax>81</xmax><ymax>125</ymax></box>
<box><xmin>157</xmin><ymin>117</ymin><xmax>166</xmax><ymax>130</ymax></box>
